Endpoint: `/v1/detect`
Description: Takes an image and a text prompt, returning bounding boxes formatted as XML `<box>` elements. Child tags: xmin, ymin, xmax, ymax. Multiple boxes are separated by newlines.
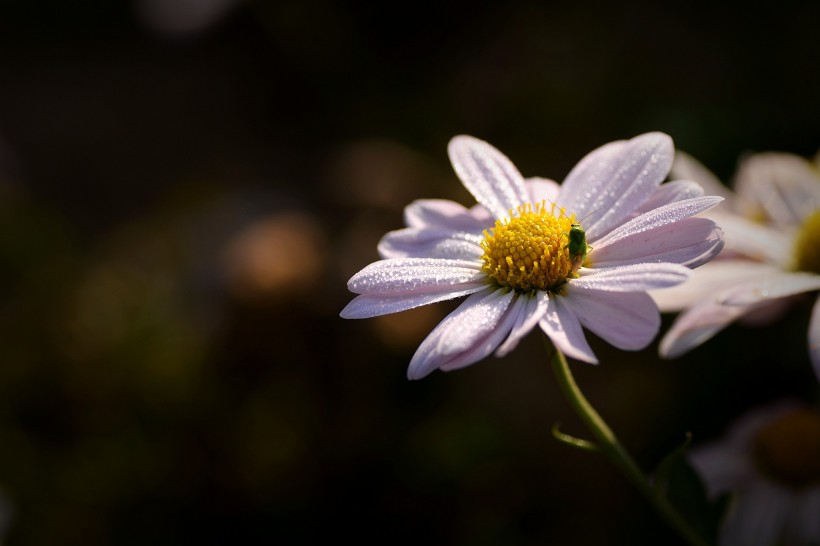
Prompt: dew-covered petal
<box><xmin>563</xmin><ymin>287</ymin><xmax>660</xmax><ymax>351</ymax></box>
<box><xmin>719</xmin><ymin>480</ymin><xmax>792</xmax><ymax>546</ymax></box>
<box><xmin>347</xmin><ymin>257</ymin><xmax>485</xmax><ymax>296</ymax></box>
<box><xmin>811</xmin><ymin>295</ymin><xmax>820</xmax><ymax>381</ymax></box>
<box><xmin>670</xmin><ymin>150</ymin><xmax>735</xmax><ymax>202</ymax></box>
<box><xmin>496</xmin><ymin>290</ymin><xmax>550</xmax><ymax>357</ymax></box>
<box><xmin>403</xmin><ymin>199</ymin><xmax>490</xmax><ymax>232</ymax></box>
<box><xmin>448</xmin><ymin>135</ymin><xmax>529</xmax><ymax>219</ymax></box>
<box><xmin>718</xmin><ymin>271</ymin><xmax>820</xmax><ymax>306</ymax></box>
<box><xmin>571</xmin><ymin>263</ymin><xmax>691</xmax><ymax>292</ymax></box>
<box><xmin>706</xmin><ymin>210</ymin><xmax>794</xmax><ymax>267</ymax></box>
<box><xmin>378</xmin><ymin>228</ymin><xmax>485</xmax><ymax>260</ymax></box>
<box><xmin>538</xmin><ymin>295</ymin><xmax>598</xmax><ymax>363</ymax></box>
<box><xmin>558</xmin><ymin>132</ymin><xmax>674</xmax><ymax>241</ymax></box>
<box><xmin>592</xmin><ymin>196</ymin><xmax>723</xmax><ymax>247</ymax></box>
<box><xmin>407</xmin><ymin>288</ymin><xmax>516</xmax><ymax>379</ymax></box>
<box><xmin>650</xmin><ymin>261</ymin><xmax>782</xmax><ymax>312</ymax></box>
<box><xmin>340</xmin><ymin>285</ymin><xmax>488</xmax><ymax>319</ymax></box>
<box><xmin>590</xmin><ymin>217</ymin><xmax>724</xmax><ymax>269</ymax></box>
<box><xmin>526</xmin><ymin>176</ymin><xmax>560</xmax><ymax>205</ymax></box>
<box><xmin>633</xmin><ymin>180</ymin><xmax>706</xmax><ymax>214</ymax></box>
<box><xmin>659</xmin><ymin>299</ymin><xmax>749</xmax><ymax>358</ymax></box>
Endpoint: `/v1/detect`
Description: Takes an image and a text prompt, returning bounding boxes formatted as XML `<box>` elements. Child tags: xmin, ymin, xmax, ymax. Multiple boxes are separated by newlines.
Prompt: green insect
<box><xmin>565</xmin><ymin>209</ymin><xmax>599</xmax><ymax>270</ymax></box>
<box><xmin>567</xmin><ymin>222</ymin><xmax>592</xmax><ymax>271</ymax></box>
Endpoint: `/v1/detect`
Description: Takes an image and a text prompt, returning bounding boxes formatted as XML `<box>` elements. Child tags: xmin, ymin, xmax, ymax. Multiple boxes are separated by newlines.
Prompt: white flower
<box><xmin>341</xmin><ymin>133</ymin><xmax>724</xmax><ymax>379</ymax></box>
<box><xmin>652</xmin><ymin>151</ymin><xmax>820</xmax><ymax>378</ymax></box>
<box><xmin>689</xmin><ymin>401</ymin><xmax>820</xmax><ymax>546</ymax></box>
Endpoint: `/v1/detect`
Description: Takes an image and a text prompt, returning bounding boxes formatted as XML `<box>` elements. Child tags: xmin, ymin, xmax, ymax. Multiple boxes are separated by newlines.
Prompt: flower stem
<box><xmin>548</xmin><ymin>342</ymin><xmax>710</xmax><ymax>546</ymax></box>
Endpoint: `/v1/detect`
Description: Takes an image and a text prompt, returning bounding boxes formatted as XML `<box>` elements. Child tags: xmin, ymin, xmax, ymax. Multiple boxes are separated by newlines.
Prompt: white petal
<box><xmin>340</xmin><ymin>286</ymin><xmax>488</xmax><ymax>319</ymax></box>
<box><xmin>688</xmin><ymin>443</ymin><xmax>756</xmax><ymax>497</ymax></box>
<box><xmin>670</xmin><ymin>150</ymin><xmax>735</xmax><ymax>202</ymax></box>
<box><xmin>734</xmin><ymin>152</ymin><xmax>820</xmax><ymax>226</ymax></box>
<box><xmin>719</xmin><ymin>480</ymin><xmax>792</xmax><ymax>546</ymax></box>
<box><xmin>564</xmin><ymin>287</ymin><xmax>660</xmax><ymax>351</ymax></box>
<box><xmin>788</xmin><ymin>486</ymin><xmax>820</xmax><ymax>543</ymax></box>
<box><xmin>525</xmin><ymin>176</ymin><xmax>560</xmax><ymax>204</ymax></box>
<box><xmin>403</xmin><ymin>199</ymin><xmax>489</xmax><ymax>232</ymax></box>
<box><xmin>558</xmin><ymin>132</ymin><xmax>674</xmax><ymax>241</ymax></box>
<box><xmin>809</xmin><ymin>295</ymin><xmax>820</xmax><ymax>381</ymax></box>
<box><xmin>659</xmin><ymin>299</ymin><xmax>749</xmax><ymax>358</ymax></box>
<box><xmin>378</xmin><ymin>228</ymin><xmax>484</xmax><ymax>260</ymax></box>
<box><xmin>591</xmin><ymin>217</ymin><xmax>724</xmax><ymax>269</ymax></box>
<box><xmin>407</xmin><ymin>288</ymin><xmax>516</xmax><ymax>379</ymax></box>
<box><xmin>650</xmin><ymin>261</ymin><xmax>782</xmax><ymax>312</ymax></box>
<box><xmin>705</xmin><ymin>210</ymin><xmax>794</xmax><ymax>267</ymax></box>
<box><xmin>571</xmin><ymin>263</ymin><xmax>691</xmax><ymax>292</ymax></box>
<box><xmin>718</xmin><ymin>271</ymin><xmax>820</xmax><ymax>306</ymax></box>
<box><xmin>347</xmin><ymin>257</ymin><xmax>485</xmax><ymax>296</ymax></box>
<box><xmin>447</xmin><ymin>135</ymin><xmax>529</xmax><ymax>219</ymax></box>
<box><xmin>538</xmin><ymin>295</ymin><xmax>598</xmax><ymax>363</ymax></box>
<box><xmin>592</xmin><ymin>196</ymin><xmax>724</xmax><ymax>248</ymax></box>
<box><xmin>496</xmin><ymin>290</ymin><xmax>550</xmax><ymax>357</ymax></box>
<box><xmin>633</xmin><ymin>180</ymin><xmax>706</xmax><ymax>215</ymax></box>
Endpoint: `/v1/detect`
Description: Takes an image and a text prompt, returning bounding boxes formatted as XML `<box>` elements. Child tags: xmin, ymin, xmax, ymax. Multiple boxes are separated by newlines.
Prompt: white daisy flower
<box><xmin>341</xmin><ymin>133</ymin><xmax>724</xmax><ymax>379</ymax></box>
<box><xmin>689</xmin><ymin>401</ymin><xmax>820</xmax><ymax>546</ymax></box>
<box><xmin>653</xmin><ymin>151</ymin><xmax>820</xmax><ymax>378</ymax></box>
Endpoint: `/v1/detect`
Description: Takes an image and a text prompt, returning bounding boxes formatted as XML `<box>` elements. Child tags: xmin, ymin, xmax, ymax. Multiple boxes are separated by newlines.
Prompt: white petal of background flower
<box><xmin>734</xmin><ymin>153</ymin><xmax>820</xmax><ymax>226</ymax></box>
<box><xmin>788</xmin><ymin>486</ymin><xmax>820</xmax><ymax>543</ymax></box>
<box><xmin>447</xmin><ymin>135</ymin><xmax>530</xmax><ymax>219</ymax></box>
<box><xmin>808</xmin><ymin>295</ymin><xmax>820</xmax><ymax>380</ymax></box>
<box><xmin>718</xmin><ymin>272</ymin><xmax>820</xmax><ymax>306</ymax></box>
<box><xmin>705</xmin><ymin>210</ymin><xmax>794</xmax><ymax>267</ymax></box>
<box><xmin>560</xmin><ymin>132</ymin><xmax>674</xmax><ymax>240</ymax></box>
<box><xmin>591</xmin><ymin>217</ymin><xmax>723</xmax><ymax>269</ymax></box>
<box><xmin>719</xmin><ymin>479</ymin><xmax>793</xmax><ymax>546</ymax></box>
<box><xmin>650</xmin><ymin>261</ymin><xmax>782</xmax><ymax>312</ymax></box>
<box><xmin>564</xmin><ymin>288</ymin><xmax>660</xmax><ymax>351</ymax></box>
<box><xmin>571</xmin><ymin>263</ymin><xmax>691</xmax><ymax>292</ymax></box>
<box><xmin>539</xmin><ymin>296</ymin><xmax>598</xmax><ymax>363</ymax></box>
<box><xmin>659</xmin><ymin>299</ymin><xmax>750</xmax><ymax>358</ymax></box>
<box><xmin>671</xmin><ymin>150</ymin><xmax>735</xmax><ymax>202</ymax></box>
<box><xmin>688</xmin><ymin>443</ymin><xmax>756</xmax><ymax>497</ymax></box>
<box><xmin>407</xmin><ymin>288</ymin><xmax>515</xmax><ymax>379</ymax></box>
<box><xmin>347</xmin><ymin>257</ymin><xmax>485</xmax><ymax>295</ymax></box>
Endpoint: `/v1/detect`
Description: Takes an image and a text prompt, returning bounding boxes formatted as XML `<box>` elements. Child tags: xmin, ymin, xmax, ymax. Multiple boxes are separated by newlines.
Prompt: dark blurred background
<box><xmin>0</xmin><ymin>1</ymin><xmax>817</xmax><ymax>544</ymax></box>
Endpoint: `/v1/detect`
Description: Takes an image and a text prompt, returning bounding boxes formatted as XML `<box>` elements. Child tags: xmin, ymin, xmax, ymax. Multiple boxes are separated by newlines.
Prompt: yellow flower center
<box><xmin>753</xmin><ymin>408</ymin><xmax>820</xmax><ymax>488</ymax></box>
<box><xmin>794</xmin><ymin>209</ymin><xmax>820</xmax><ymax>275</ymax></box>
<box><xmin>480</xmin><ymin>202</ymin><xmax>578</xmax><ymax>293</ymax></box>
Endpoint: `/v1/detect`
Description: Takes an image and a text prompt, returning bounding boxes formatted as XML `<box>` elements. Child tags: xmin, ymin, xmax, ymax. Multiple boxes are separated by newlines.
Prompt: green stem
<box><xmin>548</xmin><ymin>341</ymin><xmax>710</xmax><ymax>546</ymax></box>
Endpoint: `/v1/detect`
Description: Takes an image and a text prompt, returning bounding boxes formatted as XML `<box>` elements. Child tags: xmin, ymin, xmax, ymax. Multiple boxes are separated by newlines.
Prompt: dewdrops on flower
<box><xmin>341</xmin><ymin>133</ymin><xmax>724</xmax><ymax>379</ymax></box>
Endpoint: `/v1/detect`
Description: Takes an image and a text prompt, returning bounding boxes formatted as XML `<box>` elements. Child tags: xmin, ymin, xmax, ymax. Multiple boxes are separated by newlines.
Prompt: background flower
<box><xmin>689</xmin><ymin>400</ymin><xmax>820</xmax><ymax>546</ymax></box>
<box><xmin>652</xmin><ymin>150</ymin><xmax>820</xmax><ymax>378</ymax></box>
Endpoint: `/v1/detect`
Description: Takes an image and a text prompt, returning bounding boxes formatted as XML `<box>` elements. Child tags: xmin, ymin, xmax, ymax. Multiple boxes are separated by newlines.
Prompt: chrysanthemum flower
<box><xmin>341</xmin><ymin>133</ymin><xmax>724</xmax><ymax>379</ymax></box>
<box><xmin>689</xmin><ymin>401</ymin><xmax>820</xmax><ymax>546</ymax></box>
<box><xmin>652</xmin><ymin>151</ymin><xmax>820</xmax><ymax>378</ymax></box>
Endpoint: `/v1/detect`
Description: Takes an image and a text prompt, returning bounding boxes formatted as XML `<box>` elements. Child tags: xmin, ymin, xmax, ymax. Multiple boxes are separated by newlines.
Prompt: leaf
<box><xmin>653</xmin><ymin>433</ymin><xmax>729</xmax><ymax>544</ymax></box>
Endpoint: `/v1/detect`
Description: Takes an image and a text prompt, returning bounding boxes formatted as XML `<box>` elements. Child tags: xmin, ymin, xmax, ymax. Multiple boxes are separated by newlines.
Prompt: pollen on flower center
<box><xmin>753</xmin><ymin>408</ymin><xmax>820</xmax><ymax>488</ymax></box>
<box><xmin>794</xmin><ymin>209</ymin><xmax>820</xmax><ymax>275</ymax></box>
<box><xmin>480</xmin><ymin>202</ymin><xmax>578</xmax><ymax>292</ymax></box>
